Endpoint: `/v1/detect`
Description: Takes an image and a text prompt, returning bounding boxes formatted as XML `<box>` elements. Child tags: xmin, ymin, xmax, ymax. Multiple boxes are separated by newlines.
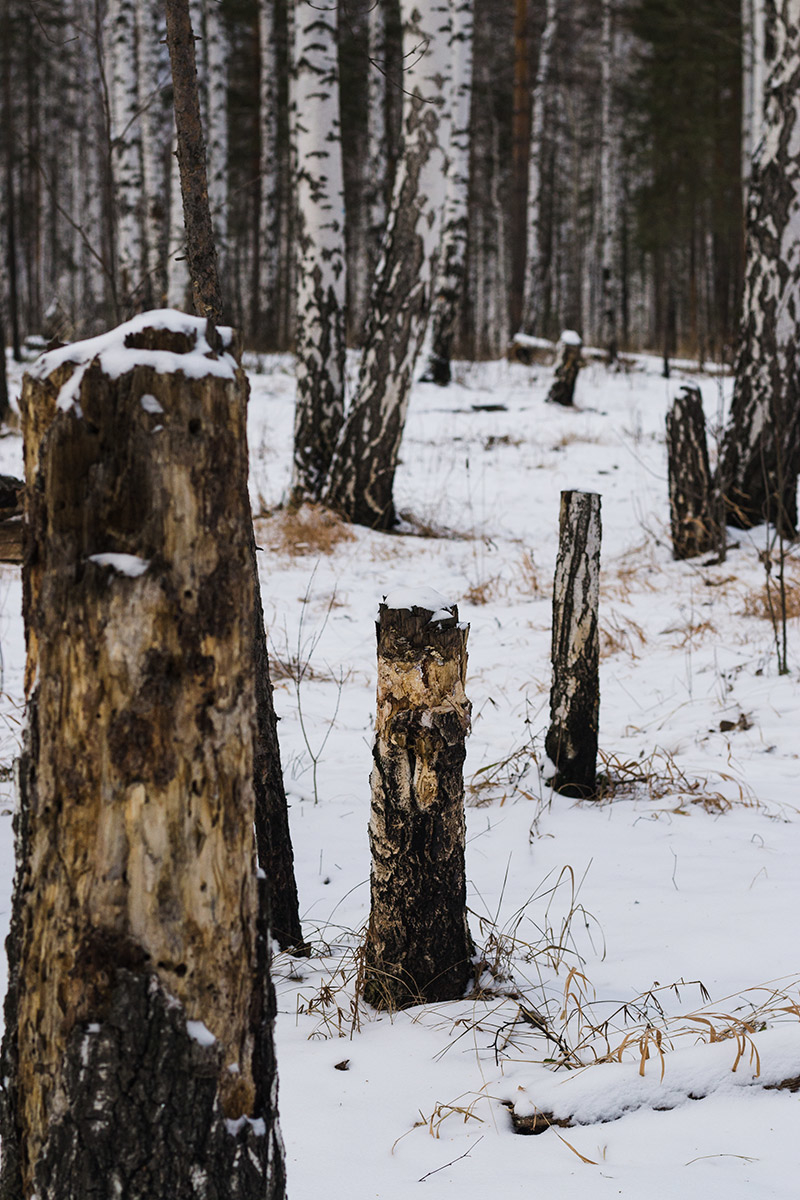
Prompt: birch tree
<box><xmin>520</xmin><ymin>0</ymin><xmax>558</xmax><ymax>336</ymax></box>
<box><xmin>718</xmin><ymin>0</ymin><xmax>800</xmax><ymax>532</ymax></box>
<box><xmin>598</xmin><ymin>0</ymin><xmax>618</xmax><ymax>359</ymax></box>
<box><xmin>258</xmin><ymin>0</ymin><xmax>280</xmax><ymax>341</ymax></box>
<box><xmin>323</xmin><ymin>0</ymin><xmax>452</xmax><ymax>529</ymax></box>
<box><xmin>289</xmin><ymin>0</ymin><xmax>347</xmax><ymax>504</ymax></box>
<box><xmin>423</xmin><ymin>0</ymin><xmax>474</xmax><ymax>385</ymax></box>
<box><xmin>105</xmin><ymin>0</ymin><xmax>145</xmax><ymax>311</ymax></box>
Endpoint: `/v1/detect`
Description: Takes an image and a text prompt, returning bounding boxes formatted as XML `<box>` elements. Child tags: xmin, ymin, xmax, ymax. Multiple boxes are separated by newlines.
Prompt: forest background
<box><xmin>0</xmin><ymin>0</ymin><xmax>743</xmax><ymax>370</ymax></box>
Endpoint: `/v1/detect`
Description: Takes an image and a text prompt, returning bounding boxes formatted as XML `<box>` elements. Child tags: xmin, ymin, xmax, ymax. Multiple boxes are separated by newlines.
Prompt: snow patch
<box><xmin>140</xmin><ymin>393</ymin><xmax>165</xmax><ymax>414</ymax></box>
<box><xmin>186</xmin><ymin>1019</ymin><xmax>216</xmax><ymax>1048</ymax></box>
<box><xmin>382</xmin><ymin>586</ymin><xmax>455</xmax><ymax>613</ymax></box>
<box><xmin>559</xmin><ymin>329</ymin><xmax>582</xmax><ymax>346</ymax></box>
<box><xmin>87</xmin><ymin>553</ymin><xmax>150</xmax><ymax>578</ymax></box>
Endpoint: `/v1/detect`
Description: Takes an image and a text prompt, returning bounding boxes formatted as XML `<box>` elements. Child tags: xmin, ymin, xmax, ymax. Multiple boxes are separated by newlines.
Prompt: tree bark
<box><xmin>546</xmin><ymin>490</ymin><xmax>601</xmax><ymax>799</ymax></box>
<box><xmin>289</xmin><ymin>0</ymin><xmax>347</xmax><ymax>504</ymax></box>
<box><xmin>546</xmin><ymin>330</ymin><xmax>582</xmax><ymax>406</ymax></box>
<box><xmin>105</xmin><ymin>0</ymin><xmax>145</xmax><ymax>312</ymax></box>
<box><xmin>322</xmin><ymin>0</ymin><xmax>452</xmax><ymax>529</ymax></box>
<box><xmin>365</xmin><ymin>594</ymin><xmax>473</xmax><ymax>1009</ymax></box>
<box><xmin>0</xmin><ymin>314</ymin><xmax>285</xmax><ymax>1200</ymax></box>
<box><xmin>520</xmin><ymin>0</ymin><xmax>558</xmax><ymax>337</ymax></box>
<box><xmin>422</xmin><ymin>0</ymin><xmax>474</xmax><ymax>386</ymax></box>
<box><xmin>165</xmin><ymin>0</ymin><xmax>223</xmax><ymax>323</ymax></box>
<box><xmin>717</xmin><ymin>0</ymin><xmax>800</xmax><ymax>534</ymax></box>
<box><xmin>666</xmin><ymin>385</ymin><xmax>719</xmax><ymax>560</ymax></box>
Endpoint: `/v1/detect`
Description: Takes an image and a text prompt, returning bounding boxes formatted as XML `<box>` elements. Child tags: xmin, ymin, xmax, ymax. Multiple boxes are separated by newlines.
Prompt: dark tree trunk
<box><xmin>546</xmin><ymin>332</ymin><xmax>583</xmax><ymax>407</ymax></box>
<box><xmin>546</xmin><ymin>490</ymin><xmax>601</xmax><ymax>799</ymax></box>
<box><xmin>165</xmin><ymin>0</ymin><xmax>224</xmax><ymax>323</ymax></box>
<box><xmin>0</xmin><ymin>316</ymin><xmax>285</xmax><ymax>1200</ymax></box>
<box><xmin>250</xmin><ymin>531</ymin><xmax>304</xmax><ymax>950</ymax></box>
<box><xmin>364</xmin><ymin>597</ymin><xmax>473</xmax><ymax>1009</ymax></box>
<box><xmin>666</xmin><ymin>385</ymin><xmax>719</xmax><ymax>560</ymax></box>
<box><xmin>0</xmin><ymin>315</ymin><xmax>8</xmax><ymax>422</ymax></box>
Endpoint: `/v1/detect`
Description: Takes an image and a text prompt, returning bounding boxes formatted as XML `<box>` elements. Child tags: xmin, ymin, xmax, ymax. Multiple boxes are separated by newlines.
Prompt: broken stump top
<box><xmin>26</xmin><ymin>309</ymin><xmax>240</xmax><ymax>410</ymax></box>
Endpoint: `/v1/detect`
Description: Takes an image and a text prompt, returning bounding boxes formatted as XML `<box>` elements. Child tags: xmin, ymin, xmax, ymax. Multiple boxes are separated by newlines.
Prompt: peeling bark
<box><xmin>364</xmin><ymin>600</ymin><xmax>473</xmax><ymax>1010</ymax></box>
<box><xmin>0</xmin><ymin>317</ymin><xmax>284</xmax><ymax>1199</ymax></box>
<box><xmin>546</xmin><ymin>490</ymin><xmax>601</xmax><ymax>799</ymax></box>
<box><xmin>666</xmin><ymin>385</ymin><xmax>718</xmax><ymax>560</ymax></box>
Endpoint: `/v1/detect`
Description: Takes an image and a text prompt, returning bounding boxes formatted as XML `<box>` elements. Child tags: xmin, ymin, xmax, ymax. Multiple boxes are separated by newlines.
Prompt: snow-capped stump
<box><xmin>364</xmin><ymin>588</ymin><xmax>474</xmax><ymax>1010</ymax></box>
<box><xmin>665</xmin><ymin>385</ymin><xmax>719</xmax><ymax>559</ymax></box>
<box><xmin>546</xmin><ymin>329</ymin><xmax>583</xmax><ymax>407</ymax></box>
<box><xmin>546</xmin><ymin>490</ymin><xmax>601</xmax><ymax>798</ymax></box>
<box><xmin>2</xmin><ymin>311</ymin><xmax>285</xmax><ymax>1200</ymax></box>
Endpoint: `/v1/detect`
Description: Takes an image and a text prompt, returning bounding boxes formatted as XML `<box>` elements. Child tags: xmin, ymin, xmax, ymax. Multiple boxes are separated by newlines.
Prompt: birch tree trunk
<box><xmin>666</xmin><ymin>385</ymin><xmax>719</xmax><ymax>559</ymax></box>
<box><xmin>137</xmin><ymin>0</ymin><xmax>170</xmax><ymax>309</ymax></box>
<box><xmin>599</xmin><ymin>0</ymin><xmax>618</xmax><ymax>360</ymax></box>
<box><xmin>718</xmin><ymin>0</ymin><xmax>800</xmax><ymax>533</ymax></box>
<box><xmin>323</xmin><ymin>0</ymin><xmax>452</xmax><ymax>529</ymax></box>
<box><xmin>365</xmin><ymin>593</ymin><xmax>473</xmax><ymax>1010</ymax></box>
<box><xmin>423</xmin><ymin>0</ymin><xmax>474</xmax><ymax>386</ymax></box>
<box><xmin>105</xmin><ymin>0</ymin><xmax>145</xmax><ymax>313</ymax></box>
<box><xmin>742</xmin><ymin>0</ymin><xmax>767</xmax><ymax>193</ymax></box>
<box><xmin>203</xmin><ymin>0</ymin><xmax>229</xmax><ymax>271</ymax></box>
<box><xmin>546</xmin><ymin>490</ymin><xmax>601</xmax><ymax>799</ymax></box>
<box><xmin>257</xmin><ymin>0</ymin><xmax>280</xmax><ymax>344</ymax></box>
<box><xmin>1</xmin><ymin>314</ymin><xmax>285</xmax><ymax>1200</ymax></box>
<box><xmin>289</xmin><ymin>0</ymin><xmax>347</xmax><ymax>504</ymax></box>
<box><xmin>520</xmin><ymin>0</ymin><xmax>558</xmax><ymax>337</ymax></box>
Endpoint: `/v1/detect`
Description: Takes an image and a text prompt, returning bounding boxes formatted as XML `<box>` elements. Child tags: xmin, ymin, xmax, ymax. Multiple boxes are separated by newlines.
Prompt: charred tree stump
<box><xmin>1</xmin><ymin>313</ymin><xmax>285</xmax><ymax>1200</ymax></box>
<box><xmin>364</xmin><ymin>590</ymin><xmax>473</xmax><ymax>1009</ymax></box>
<box><xmin>546</xmin><ymin>491</ymin><xmax>601</xmax><ymax>799</ymax></box>
<box><xmin>666</xmin><ymin>385</ymin><xmax>719</xmax><ymax>560</ymax></box>
<box><xmin>546</xmin><ymin>331</ymin><xmax>583</xmax><ymax>407</ymax></box>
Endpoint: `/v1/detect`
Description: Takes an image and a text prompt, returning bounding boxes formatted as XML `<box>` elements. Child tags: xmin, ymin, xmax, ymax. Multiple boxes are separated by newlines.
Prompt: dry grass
<box><xmin>741</xmin><ymin>569</ymin><xmax>800</xmax><ymax>620</ymax></box>
<box><xmin>596</xmin><ymin>747</ymin><xmax>758</xmax><ymax>814</ymax></box>
<box><xmin>463</xmin><ymin>575</ymin><xmax>504</xmax><ymax>606</ymax></box>
<box><xmin>256</xmin><ymin>503</ymin><xmax>356</xmax><ymax>557</ymax></box>
<box><xmin>551</xmin><ymin>430</ymin><xmax>602</xmax><ymax>451</ymax></box>
<box><xmin>599</xmin><ymin>611</ymin><xmax>646</xmax><ymax>659</ymax></box>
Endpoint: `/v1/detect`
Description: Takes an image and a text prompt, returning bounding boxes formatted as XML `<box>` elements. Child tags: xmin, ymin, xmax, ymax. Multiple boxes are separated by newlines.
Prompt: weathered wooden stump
<box><xmin>364</xmin><ymin>587</ymin><xmax>473</xmax><ymax>1009</ymax></box>
<box><xmin>1</xmin><ymin>312</ymin><xmax>285</xmax><ymax>1200</ymax></box>
<box><xmin>666</xmin><ymin>385</ymin><xmax>719</xmax><ymax>560</ymax></box>
<box><xmin>546</xmin><ymin>491</ymin><xmax>601</xmax><ymax>799</ymax></box>
<box><xmin>546</xmin><ymin>331</ymin><xmax>583</xmax><ymax>407</ymax></box>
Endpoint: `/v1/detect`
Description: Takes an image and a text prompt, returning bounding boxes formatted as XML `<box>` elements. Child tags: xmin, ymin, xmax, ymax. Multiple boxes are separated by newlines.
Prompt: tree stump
<box><xmin>666</xmin><ymin>385</ymin><xmax>719</xmax><ymax>559</ymax></box>
<box><xmin>546</xmin><ymin>491</ymin><xmax>601</xmax><ymax>798</ymax></box>
<box><xmin>1</xmin><ymin>312</ymin><xmax>285</xmax><ymax>1200</ymax></box>
<box><xmin>364</xmin><ymin>588</ymin><xmax>473</xmax><ymax>1009</ymax></box>
<box><xmin>546</xmin><ymin>331</ymin><xmax>583</xmax><ymax>407</ymax></box>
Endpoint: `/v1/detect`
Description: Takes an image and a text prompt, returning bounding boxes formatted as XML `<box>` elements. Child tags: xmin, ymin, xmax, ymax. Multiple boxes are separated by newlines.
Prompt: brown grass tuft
<box><xmin>256</xmin><ymin>503</ymin><xmax>356</xmax><ymax>557</ymax></box>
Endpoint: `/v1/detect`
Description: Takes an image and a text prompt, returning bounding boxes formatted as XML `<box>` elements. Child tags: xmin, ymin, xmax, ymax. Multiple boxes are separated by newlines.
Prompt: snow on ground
<box><xmin>2</xmin><ymin>348</ymin><xmax>800</xmax><ymax>1197</ymax></box>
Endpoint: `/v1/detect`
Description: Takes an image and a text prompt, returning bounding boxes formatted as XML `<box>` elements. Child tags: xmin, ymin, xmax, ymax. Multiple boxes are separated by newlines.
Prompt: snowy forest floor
<box><xmin>1</xmin><ymin>349</ymin><xmax>800</xmax><ymax>1198</ymax></box>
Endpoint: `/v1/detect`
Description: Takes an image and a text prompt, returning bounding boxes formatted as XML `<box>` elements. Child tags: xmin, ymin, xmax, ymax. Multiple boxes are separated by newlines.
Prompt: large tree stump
<box><xmin>364</xmin><ymin>588</ymin><xmax>473</xmax><ymax>1009</ymax></box>
<box><xmin>666</xmin><ymin>385</ymin><xmax>719</xmax><ymax>559</ymax></box>
<box><xmin>546</xmin><ymin>331</ymin><xmax>583</xmax><ymax>407</ymax></box>
<box><xmin>545</xmin><ymin>491</ymin><xmax>601</xmax><ymax>799</ymax></box>
<box><xmin>1</xmin><ymin>312</ymin><xmax>285</xmax><ymax>1200</ymax></box>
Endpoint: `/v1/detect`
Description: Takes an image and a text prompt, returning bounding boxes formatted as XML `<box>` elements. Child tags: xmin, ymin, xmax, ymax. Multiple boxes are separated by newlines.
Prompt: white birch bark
<box><xmin>520</xmin><ymin>0</ymin><xmax>558</xmax><ymax>336</ymax></box>
<box><xmin>258</xmin><ymin>0</ymin><xmax>280</xmax><ymax>341</ymax></box>
<box><xmin>204</xmin><ymin>0</ymin><xmax>229</xmax><ymax>265</ymax></box>
<box><xmin>104</xmin><ymin>0</ymin><xmax>145</xmax><ymax>311</ymax></box>
<box><xmin>366</xmin><ymin>0</ymin><xmax>388</xmax><ymax>251</ymax></box>
<box><xmin>598</xmin><ymin>0</ymin><xmax>618</xmax><ymax>358</ymax></box>
<box><xmin>742</xmin><ymin>0</ymin><xmax>767</xmax><ymax>191</ymax></box>
<box><xmin>323</xmin><ymin>0</ymin><xmax>452</xmax><ymax>528</ymax></box>
<box><xmin>289</xmin><ymin>0</ymin><xmax>347</xmax><ymax>502</ymax></box>
<box><xmin>718</xmin><ymin>0</ymin><xmax>800</xmax><ymax>532</ymax></box>
<box><xmin>136</xmin><ymin>0</ymin><xmax>170</xmax><ymax>308</ymax></box>
<box><xmin>424</xmin><ymin>0</ymin><xmax>474</xmax><ymax>384</ymax></box>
